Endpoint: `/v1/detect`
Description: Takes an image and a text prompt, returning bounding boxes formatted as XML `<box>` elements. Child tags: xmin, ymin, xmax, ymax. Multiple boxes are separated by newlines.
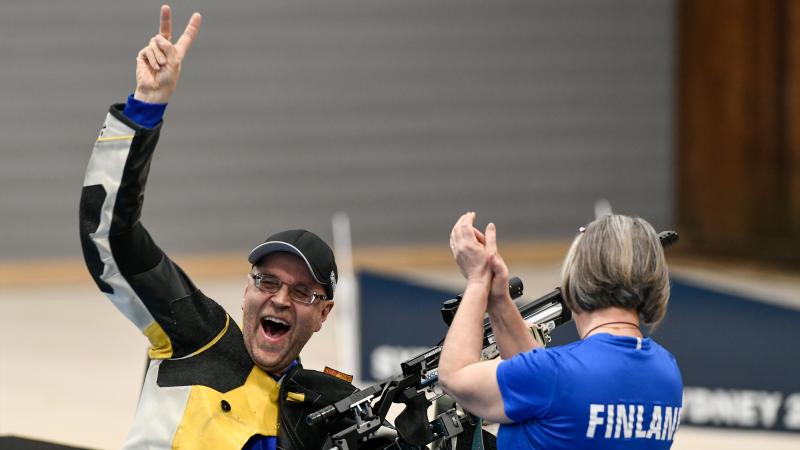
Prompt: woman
<box><xmin>439</xmin><ymin>212</ymin><xmax>682</xmax><ymax>449</ymax></box>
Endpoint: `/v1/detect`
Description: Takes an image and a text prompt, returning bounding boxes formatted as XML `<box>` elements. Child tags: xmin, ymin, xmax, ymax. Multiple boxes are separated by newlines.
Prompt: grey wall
<box><xmin>0</xmin><ymin>0</ymin><xmax>673</xmax><ymax>261</ymax></box>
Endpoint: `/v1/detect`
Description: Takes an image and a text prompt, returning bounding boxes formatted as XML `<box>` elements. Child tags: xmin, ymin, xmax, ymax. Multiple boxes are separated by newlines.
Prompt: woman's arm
<box><xmin>438</xmin><ymin>280</ymin><xmax>511</xmax><ymax>423</ymax></box>
<box><xmin>438</xmin><ymin>213</ymin><xmax>511</xmax><ymax>423</ymax></box>
<box><xmin>484</xmin><ymin>225</ymin><xmax>540</xmax><ymax>358</ymax></box>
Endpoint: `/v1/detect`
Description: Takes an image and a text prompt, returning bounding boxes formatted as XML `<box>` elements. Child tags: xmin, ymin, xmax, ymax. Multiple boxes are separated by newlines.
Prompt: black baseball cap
<box><xmin>247</xmin><ymin>229</ymin><xmax>338</xmax><ymax>300</ymax></box>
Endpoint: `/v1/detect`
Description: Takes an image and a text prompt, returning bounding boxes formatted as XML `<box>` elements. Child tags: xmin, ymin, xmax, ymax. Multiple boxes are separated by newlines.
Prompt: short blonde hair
<box><xmin>560</xmin><ymin>215</ymin><xmax>670</xmax><ymax>328</ymax></box>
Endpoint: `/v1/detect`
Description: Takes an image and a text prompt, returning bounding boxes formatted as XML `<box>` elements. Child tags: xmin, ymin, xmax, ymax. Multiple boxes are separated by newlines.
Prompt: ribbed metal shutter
<box><xmin>0</xmin><ymin>0</ymin><xmax>672</xmax><ymax>259</ymax></box>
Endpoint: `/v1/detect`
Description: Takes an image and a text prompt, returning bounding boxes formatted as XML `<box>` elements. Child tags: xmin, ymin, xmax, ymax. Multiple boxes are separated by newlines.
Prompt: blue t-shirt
<box><xmin>496</xmin><ymin>333</ymin><xmax>683</xmax><ymax>449</ymax></box>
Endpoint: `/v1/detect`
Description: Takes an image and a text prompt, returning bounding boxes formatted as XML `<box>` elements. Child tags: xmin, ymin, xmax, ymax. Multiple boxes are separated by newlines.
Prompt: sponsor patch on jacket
<box><xmin>324</xmin><ymin>366</ymin><xmax>354</xmax><ymax>383</ymax></box>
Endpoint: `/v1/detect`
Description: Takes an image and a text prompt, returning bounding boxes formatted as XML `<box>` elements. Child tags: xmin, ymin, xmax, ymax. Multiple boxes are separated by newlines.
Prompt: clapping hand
<box><xmin>450</xmin><ymin>212</ymin><xmax>511</xmax><ymax>305</ymax></box>
<box><xmin>449</xmin><ymin>212</ymin><xmax>491</xmax><ymax>284</ymax></box>
<box><xmin>484</xmin><ymin>223</ymin><xmax>511</xmax><ymax>306</ymax></box>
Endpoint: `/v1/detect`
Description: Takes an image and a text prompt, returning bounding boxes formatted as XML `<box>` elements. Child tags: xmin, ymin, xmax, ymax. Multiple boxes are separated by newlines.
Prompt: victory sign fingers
<box><xmin>134</xmin><ymin>5</ymin><xmax>201</xmax><ymax>104</ymax></box>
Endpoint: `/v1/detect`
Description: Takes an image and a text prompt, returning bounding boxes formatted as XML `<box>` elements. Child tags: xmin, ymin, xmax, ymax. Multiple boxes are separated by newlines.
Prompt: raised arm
<box><xmin>484</xmin><ymin>224</ymin><xmax>540</xmax><ymax>358</ymax></box>
<box><xmin>438</xmin><ymin>212</ymin><xmax>510</xmax><ymax>423</ymax></box>
<box><xmin>78</xmin><ymin>6</ymin><xmax>219</xmax><ymax>360</ymax></box>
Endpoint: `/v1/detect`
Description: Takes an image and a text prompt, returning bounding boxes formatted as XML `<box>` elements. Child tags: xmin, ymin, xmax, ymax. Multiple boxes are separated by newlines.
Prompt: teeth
<box><xmin>263</xmin><ymin>316</ymin><xmax>289</xmax><ymax>326</ymax></box>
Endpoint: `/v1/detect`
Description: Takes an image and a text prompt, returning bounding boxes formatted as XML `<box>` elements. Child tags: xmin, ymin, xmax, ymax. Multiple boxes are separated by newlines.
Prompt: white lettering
<box><xmin>586</xmin><ymin>404</ymin><xmax>605</xmax><ymax>438</ymax></box>
<box><xmin>587</xmin><ymin>403</ymin><xmax>679</xmax><ymax>441</ymax></box>
<box><xmin>614</xmin><ymin>404</ymin><xmax>635</xmax><ymax>439</ymax></box>
<box><xmin>709</xmin><ymin>389</ymin><xmax>735</xmax><ymax>426</ymax></box>
<box><xmin>661</xmin><ymin>406</ymin><xmax>673</xmax><ymax>440</ymax></box>
<box><xmin>785</xmin><ymin>393</ymin><xmax>800</xmax><ymax>430</ymax></box>
<box><xmin>759</xmin><ymin>391</ymin><xmax>784</xmax><ymax>428</ymax></box>
<box><xmin>635</xmin><ymin>404</ymin><xmax>646</xmax><ymax>438</ymax></box>
<box><xmin>683</xmin><ymin>387</ymin><xmax>711</xmax><ymax>424</ymax></box>
<box><xmin>661</xmin><ymin>406</ymin><xmax>680</xmax><ymax>441</ymax></box>
<box><xmin>646</xmin><ymin>405</ymin><xmax>663</xmax><ymax>440</ymax></box>
<box><xmin>739</xmin><ymin>390</ymin><xmax>759</xmax><ymax>427</ymax></box>
<box><xmin>683</xmin><ymin>387</ymin><xmax>786</xmax><ymax>428</ymax></box>
<box><xmin>604</xmin><ymin>404</ymin><xmax>615</xmax><ymax>438</ymax></box>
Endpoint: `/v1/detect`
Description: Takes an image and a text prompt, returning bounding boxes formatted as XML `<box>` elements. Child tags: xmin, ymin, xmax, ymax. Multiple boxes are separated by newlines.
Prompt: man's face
<box><xmin>242</xmin><ymin>252</ymin><xmax>333</xmax><ymax>375</ymax></box>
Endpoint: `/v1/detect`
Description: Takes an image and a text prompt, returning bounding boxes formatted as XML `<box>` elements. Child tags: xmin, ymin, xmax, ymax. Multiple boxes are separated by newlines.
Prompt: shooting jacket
<box><xmin>79</xmin><ymin>104</ymin><xmax>355</xmax><ymax>450</ymax></box>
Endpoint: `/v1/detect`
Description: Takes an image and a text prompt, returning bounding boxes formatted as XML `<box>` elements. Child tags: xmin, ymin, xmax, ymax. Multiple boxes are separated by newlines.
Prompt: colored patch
<box><xmin>286</xmin><ymin>392</ymin><xmax>306</xmax><ymax>403</ymax></box>
<box><xmin>324</xmin><ymin>367</ymin><xmax>354</xmax><ymax>383</ymax></box>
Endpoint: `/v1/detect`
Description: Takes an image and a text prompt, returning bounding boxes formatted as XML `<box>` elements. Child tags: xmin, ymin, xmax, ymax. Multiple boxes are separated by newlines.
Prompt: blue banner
<box><xmin>358</xmin><ymin>270</ymin><xmax>451</xmax><ymax>381</ymax></box>
<box><xmin>358</xmin><ymin>270</ymin><xmax>800</xmax><ymax>433</ymax></box>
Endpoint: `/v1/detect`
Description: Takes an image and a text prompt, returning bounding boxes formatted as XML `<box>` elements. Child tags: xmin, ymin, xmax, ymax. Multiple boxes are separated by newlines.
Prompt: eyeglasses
<box><xmin>249</xmin><ymin>272</ymin><xmax>328</xmax><ymax>305</ymax></box>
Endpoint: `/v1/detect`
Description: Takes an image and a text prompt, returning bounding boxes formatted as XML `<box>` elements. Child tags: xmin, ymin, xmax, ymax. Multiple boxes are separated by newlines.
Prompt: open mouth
<box><xmin>261</xmin><ymin>316</ymin><xmax>291</xmax><ymax>339</ymax></box>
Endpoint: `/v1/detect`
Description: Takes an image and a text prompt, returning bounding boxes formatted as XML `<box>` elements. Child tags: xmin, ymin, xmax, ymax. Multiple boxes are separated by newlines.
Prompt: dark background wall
<box><xmin>0</xmin><ymin>0</ymin><xmax>673</xmax><ymax>262</ymax></box>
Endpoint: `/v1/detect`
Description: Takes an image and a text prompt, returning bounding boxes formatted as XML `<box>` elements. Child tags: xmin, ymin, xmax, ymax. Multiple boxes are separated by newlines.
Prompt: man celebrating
<box><xmin>79</xmin><ymin>6</ymin><xmax>355</xmax><ymax>449</ymax></box>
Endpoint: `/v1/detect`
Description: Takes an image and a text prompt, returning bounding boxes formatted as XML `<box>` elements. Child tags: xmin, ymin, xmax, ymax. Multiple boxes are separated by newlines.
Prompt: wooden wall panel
<box><xmin>786</xmin><ymin>1</ymin><xmax>800</xmax><ymax>240</ymax></box>
<box><xmin>678</xmin><ymin>0</ymin><xmax>800</xmax><ymax>264</ymax></box>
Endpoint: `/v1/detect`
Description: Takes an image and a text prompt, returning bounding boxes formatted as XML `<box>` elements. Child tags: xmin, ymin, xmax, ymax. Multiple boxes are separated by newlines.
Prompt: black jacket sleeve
<box><xmin>80</xmin><ymin>104</ymin><xmax>227</xmax><ymax>359</ymax></box>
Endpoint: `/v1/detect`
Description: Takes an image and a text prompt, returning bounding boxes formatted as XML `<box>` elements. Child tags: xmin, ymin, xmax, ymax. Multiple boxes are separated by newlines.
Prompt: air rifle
<box><xmin>308</xmin><ymin>230</ymin><xmax>678</xmax><ymax>449</ymax></box>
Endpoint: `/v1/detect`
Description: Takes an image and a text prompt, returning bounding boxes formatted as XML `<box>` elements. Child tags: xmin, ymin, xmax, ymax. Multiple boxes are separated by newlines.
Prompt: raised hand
<box><xmin>449</xmin><ymin>212</ymin><xmax>491</xmax><ymax>284</ymax></box>
<box><xmin>485</xmin><ymin>223</ymin><xmax>511</xmax><ymax>306</ymax></box>
<box><xmin>134</xmin><ymin>5</ymin><xmax>202</xmax><ymax>104</ymax></box>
